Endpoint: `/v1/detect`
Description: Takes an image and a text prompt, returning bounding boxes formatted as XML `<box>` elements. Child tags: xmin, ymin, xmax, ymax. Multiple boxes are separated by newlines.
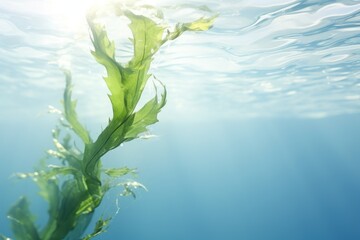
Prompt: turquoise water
<box><xmin>1</xmin><ymin>0</ymin><xmax>360</xmax><ymax>239</ymax></box>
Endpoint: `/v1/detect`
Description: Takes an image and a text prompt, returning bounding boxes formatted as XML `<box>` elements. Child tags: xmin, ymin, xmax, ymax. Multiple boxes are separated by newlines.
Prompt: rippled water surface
<box><xmin>1</xmin><ymin>0</ymin><xmax>359</xmax><ymax>120</ymax></box>
<box><xmin>1</xmin><ymin>1</ymin><xmax>360</xmax><ymax>240</ymax></box>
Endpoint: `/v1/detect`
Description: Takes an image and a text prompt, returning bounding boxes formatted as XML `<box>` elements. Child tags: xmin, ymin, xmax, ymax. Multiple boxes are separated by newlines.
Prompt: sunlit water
<box><xmin>1</xmin><ymin>0</ymin><xmax>359</xmax><ymax>120</ymax></box>
<box><xmin>1</xmin><ymin>0</ymin><xmax>360</xmax><ymax>240</ymax></box>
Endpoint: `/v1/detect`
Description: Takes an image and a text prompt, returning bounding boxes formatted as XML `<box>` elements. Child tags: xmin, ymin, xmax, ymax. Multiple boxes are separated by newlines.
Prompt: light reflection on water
<box><xmin>0</xmin><ymin>0</ymin><xmax>359</xmax><ymax>120</ymax></box>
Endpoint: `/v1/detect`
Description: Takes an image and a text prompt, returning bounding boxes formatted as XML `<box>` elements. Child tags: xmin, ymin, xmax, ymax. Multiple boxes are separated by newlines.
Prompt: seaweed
<box><xmin>2</xmin><ymin>3</ymin><xmax>216</xmax><ymax>240</ymax></box>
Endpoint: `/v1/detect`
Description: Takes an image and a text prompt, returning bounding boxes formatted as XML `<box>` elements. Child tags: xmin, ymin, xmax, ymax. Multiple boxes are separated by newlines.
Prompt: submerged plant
<box><xmin>1</xmin><ymin>3</ymin><xmax>216</xmax><ymax>240</ymax></box>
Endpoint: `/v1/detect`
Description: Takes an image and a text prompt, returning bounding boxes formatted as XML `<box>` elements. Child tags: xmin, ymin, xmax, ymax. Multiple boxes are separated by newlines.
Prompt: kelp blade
<box><xmin>8</xmin><ymin>197</ymin><xmax>40</xmax><ymax>240</ymax></box>
<box><xmin>3</xmin><ymin>4</ymin><xmax>216</xmax><ymax>240</ymax></box>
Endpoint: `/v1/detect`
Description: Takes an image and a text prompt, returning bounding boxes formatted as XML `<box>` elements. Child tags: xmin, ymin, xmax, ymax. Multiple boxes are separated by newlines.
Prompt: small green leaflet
<box><xmin>104</xmin><ymin>167</ymin><xmax>137</xmax><ymax>178</ymax></box>
<box><xmin>82</xmin><ymin>217</ymin><xmax>111</xmax><ymax>240</ymax></box>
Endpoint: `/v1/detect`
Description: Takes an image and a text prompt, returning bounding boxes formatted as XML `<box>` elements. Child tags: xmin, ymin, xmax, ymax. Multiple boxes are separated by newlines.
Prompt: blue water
<box><xmin>1</xmin><ymin>0</ymin><xmax>360</xmax><ymax>239</ymax></box>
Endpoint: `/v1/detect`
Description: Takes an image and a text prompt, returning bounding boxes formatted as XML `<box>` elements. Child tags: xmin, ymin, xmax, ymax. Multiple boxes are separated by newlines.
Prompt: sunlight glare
<box><xmin>47</xmin><ymin>0</ymin><xmax>104</xmax><ymax>31</ymax></box>
<box><xmin>46</xmin><ymin>0</ymin><xmax>160</xmax><ymax>32</ymax></box>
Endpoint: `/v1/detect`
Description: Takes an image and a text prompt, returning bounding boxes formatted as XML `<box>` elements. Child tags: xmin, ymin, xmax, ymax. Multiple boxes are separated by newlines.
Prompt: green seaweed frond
<box><xmin>4</xmin><ymin>3</ymin><xmax>216</xmax><ymax>240</ymax></box>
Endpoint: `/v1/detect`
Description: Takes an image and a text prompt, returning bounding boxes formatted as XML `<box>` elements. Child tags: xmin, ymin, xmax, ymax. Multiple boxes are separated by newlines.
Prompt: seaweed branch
<box><xmin>3</xmin><ymin>4</ymin><xmax>216</xmax><ymax>240</ymax></box>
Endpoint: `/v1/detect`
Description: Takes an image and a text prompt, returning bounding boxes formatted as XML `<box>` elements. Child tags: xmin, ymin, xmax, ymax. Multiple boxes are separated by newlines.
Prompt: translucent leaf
<box><xmin>38</xmin><ymin>179</ymin><xmax>61</xmax><ymax>239</ymax></box>
<box><xmin>104</xmin><ymin>167</ymin><xmax>137</xmax><ymax>178</ymax></box>
<box><xmin>182</xmin><ymin>15</ymin><xmax>218</xmax><ymax>31</ymax></box>
<box><xmin>165</xmin><ymin>14</ymin><xmax>217</xmax><ymax>41</ymax></box>
<box><xmin>62</xmin><ymin>70</ymin><xmax>91</xmax><ymax>144</ymax></box>
<box><xmin>7</xmin><ymin>197</ymin><xmax>40</xmax><ymax>240</ymax></box>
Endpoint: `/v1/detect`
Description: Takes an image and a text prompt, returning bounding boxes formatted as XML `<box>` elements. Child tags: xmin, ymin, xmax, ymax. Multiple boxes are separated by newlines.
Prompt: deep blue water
<box><xmin>1</xmin><ymin>0</ymin><xmax>360</xmax><ymax>239</ymax></box>
<box><xmin>1</xmin><ymin>114</ymin><xmax>360</xmax><ymax>239</ymax></box>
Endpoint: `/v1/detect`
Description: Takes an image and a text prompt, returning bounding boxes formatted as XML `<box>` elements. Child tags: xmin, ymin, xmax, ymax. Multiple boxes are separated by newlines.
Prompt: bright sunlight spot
<box><xmin>46</xmin><ymin>0</ymin><xmax>160</xmax><ymax>32</ymax></box>
<box><xmin>46</xmin><ymin>0</ymin><xmax>105</xmax><ymax>31</ymax></box>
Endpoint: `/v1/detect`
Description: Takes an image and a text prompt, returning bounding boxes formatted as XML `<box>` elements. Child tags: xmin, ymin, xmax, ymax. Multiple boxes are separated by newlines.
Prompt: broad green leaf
<box><xmin>8</xmin><ymin>197</ymin><xmax>40</xmax><ymax>240</ymax></box>
<box><xmin>38</xmin><ymin>179</ymin><xmax>60</xmax><ymax>240</ymax></box>
<box><xmin>123</xmin><ymin>11</ymin><xmax>166</xmax><ymax>113</ymax></box>
<box><xmin>62</xmin><ymin>70</ymin><xmax>91</xmax><ymax>144</ymax></box>
<box><xmin>87</xmin><ymin>18</ymin><xmax>127</xmax><ymax>120</ymax></box>
<box><xmin>65</xmin><ymin>213</ymin><xmax>94</xmax><ymax>240</ymax></box>
<box><xmin>46</xmin><ymin>179</ymin><xmax>97</xmax><ymax>239</ymax></box>
<box><xmin>125</xmin><ymin>84</ymin><xmax>166</xmax><ymax>141</ymax></box>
